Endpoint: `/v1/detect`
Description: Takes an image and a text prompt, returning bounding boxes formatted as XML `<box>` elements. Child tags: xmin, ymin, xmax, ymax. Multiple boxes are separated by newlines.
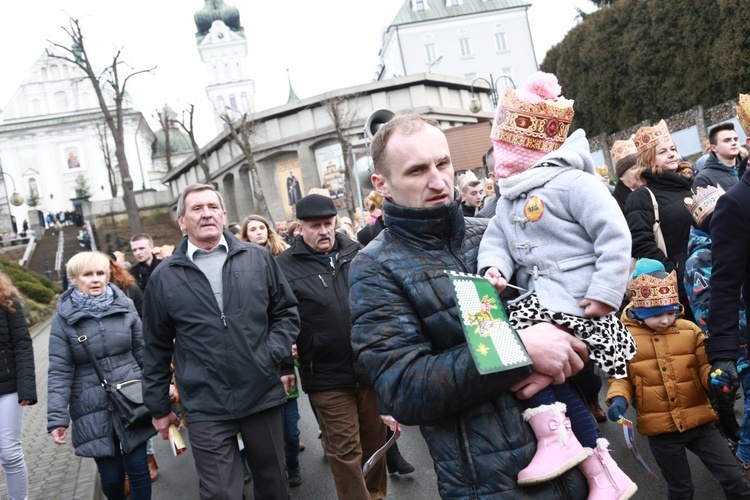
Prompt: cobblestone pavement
<box><xmin>0</xmin><ymin>317</ymin><xmax>98</xmax><ymax>500</ymax></box>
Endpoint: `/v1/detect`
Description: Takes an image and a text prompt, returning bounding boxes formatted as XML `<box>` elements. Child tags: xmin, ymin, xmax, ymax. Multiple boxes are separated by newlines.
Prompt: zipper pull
<box><xmin>309</xmin><ymin>360</ymin><xmax>314</xmax><ymax>375</ymax></box>
<box><xmin>318</xmin><ymin>275</ymin><xmax>328</xmax><ymax>288</ymax></box>
<box><xmin>221</xmin><ymin>313</ymin><xmax>227</xmax><ymax>328</ymax></box>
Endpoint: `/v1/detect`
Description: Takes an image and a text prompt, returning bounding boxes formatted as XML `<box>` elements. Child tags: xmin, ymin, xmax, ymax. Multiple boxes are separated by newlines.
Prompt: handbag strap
<box><xmin>643</xmin><ymin>187</ymin><xmax>667</xmax><ymax>256</ymax></box>
<box><xmin>76</xmin><ymin>331</ymin><xmax>110</xmax><ymax>389</ymax></box>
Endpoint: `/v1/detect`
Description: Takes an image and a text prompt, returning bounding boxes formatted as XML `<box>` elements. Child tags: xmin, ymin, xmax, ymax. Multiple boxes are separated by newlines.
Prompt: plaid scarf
<box><xmin>70</xmin><ymin>284</ymin><xmax>115</xmax><ymax>318</ymax></box>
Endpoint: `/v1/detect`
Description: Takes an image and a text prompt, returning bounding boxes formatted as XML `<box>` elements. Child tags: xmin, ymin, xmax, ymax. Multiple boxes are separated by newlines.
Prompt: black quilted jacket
<box><xmin>349</xmin><ymin>198</ymin><xmax>586</xmax><ymax>499</ymax></box>
<box><xmin>0</xmin><ymin>299</ymin><xmax>35</xmax><ymax>403</ymax></box>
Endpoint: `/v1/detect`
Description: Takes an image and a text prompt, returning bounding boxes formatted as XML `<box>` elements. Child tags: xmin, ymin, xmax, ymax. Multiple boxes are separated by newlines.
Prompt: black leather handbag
<box><xmin>77</xmin><ymin>334</ymin><xmax>151</xmax><ymax>429</ymax></box>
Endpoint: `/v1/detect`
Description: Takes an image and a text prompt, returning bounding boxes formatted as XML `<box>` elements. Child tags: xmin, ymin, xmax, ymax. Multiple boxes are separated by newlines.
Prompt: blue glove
<box><xmin>737</xmin><ymin>350</ymin><xmax>749</xmax><ymax>375</ymax></box>
<box><xmin>607</xmin><ymin>397</ymin><xmax>628</xmax><ymax>422</ymax></box>
<box><xmin>709</xmin><ymin>360</ymin><xmax>739</xmax><ymax>400</ymax></box>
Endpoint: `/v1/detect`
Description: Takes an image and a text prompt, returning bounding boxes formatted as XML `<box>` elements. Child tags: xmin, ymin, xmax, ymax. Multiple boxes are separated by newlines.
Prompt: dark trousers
<box><xmin>283</xmin><ymin>398</ymin><xmax>301</xmax><ymax>467</ymax></box>
<box><xmin>648</xmin><ymin>422</ymin><xmax>750</xmax><ymax>499</ymax></box>
<box><xmin>189</xmin><ymin>405</ymin><xmax>287</xmax><ymax>500</ymax></box>
<box><xmin>93</xmin><ymin>437</ymin><xmax>150</xmax><ymax>500</ymax></box>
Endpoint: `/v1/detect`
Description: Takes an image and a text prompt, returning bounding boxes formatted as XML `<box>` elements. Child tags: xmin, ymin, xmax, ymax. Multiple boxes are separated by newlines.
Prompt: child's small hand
<box><xmin>578</xmin><ymin>299</ymin><xmax>614</xmax><ymax>317</ymax></box>
<box><xmin>607</xmin><ymin>397</ymin><xmax>629</xmax><ymax>422</ymax></box>
<box><xmin>484</xmin><ymin>267</ymin><xmax>507</xmax><ymax>292</ymax></box>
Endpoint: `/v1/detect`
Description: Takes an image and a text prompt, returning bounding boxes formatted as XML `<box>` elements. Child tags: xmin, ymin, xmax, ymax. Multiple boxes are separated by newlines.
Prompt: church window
<box><xmin>229</xmin><ymin>95</ymin><xmax>237</xmax><ymax>110</ymax></box>
<box><xmin>446</xmin><ymin>0</ymin><xmax>461</xmax><ymax>5</ymax></box>
<box><xmin>241</xmin><ymin>93</ymin><xmax>250</xmax><ymax>112</ymax></box>
<box><xmin>459</xmin><ymin>38</ymin><xmax>472</xmax><ymax>57</ymax></box>
<box><xmin>425</xmin><ymin>44</ymin><xmax>437</xmax><ymax>63</ymax></box>
<box><xmin>495</xmin><ymin>32</ymin><xmax>508</xmax><ymax>51</ymax></box>
<box><xmin>224</xmin><ymin>63</ymin><xmax>232</xmax><ymax>80</ymax></box>
<box><xmin>414</xmin><ymin>0</ymin><xmax>428</xmax><ymax>11</ymax></box>
<box><xmin>40</xmin><ymin>68</ymin><xmax>47</xmax><ymax>81</ymax></box>
<box><xmin>55</xmin><ymin>91</ymin><xmax>67</xmax><ymax>112</ymax></box>
<box><xmin>212</xmin><ymin>64</ymin><xmax>220</xmax><ymax>81</ymax></box>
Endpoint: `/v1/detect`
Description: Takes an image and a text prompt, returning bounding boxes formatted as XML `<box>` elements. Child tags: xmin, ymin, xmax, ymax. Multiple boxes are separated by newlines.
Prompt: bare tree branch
<box><xmin>321</xmin><ymin>93</ymin><xmax>361</xmax><ymax>217</ymax></box>
<box><xmin>220</xmin><ymin>111</ymin><xmax>272</xmax><ymax>223</ymax></box>
<box><xmin>46</xmin><ymin>16</ymin><xmax>155</xmax><ymax>233</ymax></box>
<box><xmin>175</xmin><ymin>104</ymin><xmax>211</xmax><ymax>183</ymax></box>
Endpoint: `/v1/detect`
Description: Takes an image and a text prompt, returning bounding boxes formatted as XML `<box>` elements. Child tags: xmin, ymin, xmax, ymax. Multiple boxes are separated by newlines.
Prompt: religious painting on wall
<box><xmin>274</xmin><ymin>154</ymin><xmax>303</xmax><ymax>221</ymax></box>
<box><xmin>314</xmin><ymin>143</ymin><xmax>347</xmax><ymax>210</ymax></box>
<box><xmin>64</xmin><ymin>146</ymin><xmax>82</xmax><ymax>170</ymax></box>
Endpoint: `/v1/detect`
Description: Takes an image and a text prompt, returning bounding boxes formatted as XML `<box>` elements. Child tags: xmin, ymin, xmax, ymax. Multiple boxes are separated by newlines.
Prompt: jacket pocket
<box><xmin>557</xmin><ymin>254</ymin><xmax>597</xmax><ymax>298</ymax></box>
<box><xmin>0</xmin><ymin>350</ymin><xmax>13</xmax><ymax>381</ymax></box>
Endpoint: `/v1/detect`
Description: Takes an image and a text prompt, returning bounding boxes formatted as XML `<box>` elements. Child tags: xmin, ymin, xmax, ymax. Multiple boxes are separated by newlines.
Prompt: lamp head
<box><xmin>469</xmin><ymin>97</ymin><xmax>482</xmax><ymax>113</ymax></box>
<box><xmin>10</xmin><ymin>192</ymin><xmax>24</xmax><ymax>207</ymax></box>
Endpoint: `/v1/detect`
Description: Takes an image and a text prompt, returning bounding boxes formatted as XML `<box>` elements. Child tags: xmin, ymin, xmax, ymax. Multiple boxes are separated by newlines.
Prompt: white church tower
<box><xmin>194</xmin><ymin>0</ymin><xmax>256</xmax><ymax>133</ymax></box>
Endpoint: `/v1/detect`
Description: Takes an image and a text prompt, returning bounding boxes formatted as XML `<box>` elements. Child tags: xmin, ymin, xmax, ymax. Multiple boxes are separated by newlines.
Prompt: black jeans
<box><xmin>648</xmin><ymin>422</ymin><xmax>750</xmax><ymax>499</ymax></box>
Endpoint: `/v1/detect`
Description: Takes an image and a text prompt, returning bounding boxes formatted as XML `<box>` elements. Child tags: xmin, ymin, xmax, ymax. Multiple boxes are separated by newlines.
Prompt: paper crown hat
<box><xmin>629</xmin><ymin>258</ymin><xmax>679</xmax><ymax>317</ymax></box>
<box><xmin>737</xmin><ymin>94</ymin><xmax>750</xmax><ymax>136</ymax></box>
<box><xmin>611</xmin><ymin>139</ymin><xmax>638</xmax><ymax>165</ymax></box>
<box><xmin>490</xmin><ymin>72</ymin><xmax>575</xmax><ymax>154</ymax></box>
<box><xmin>458</xmin><ymin>170</ymin><xmax>479</xmax><ymax>190</ymax></box>
<box><xmin>632</xmin><ymin>119</ymin><xmax>672</xmax><ymax>154</ymax></box>
<box><xmin>684</xmin><ymin>185</ymin><xmax>725</xmax><ymax>226</ymax></box>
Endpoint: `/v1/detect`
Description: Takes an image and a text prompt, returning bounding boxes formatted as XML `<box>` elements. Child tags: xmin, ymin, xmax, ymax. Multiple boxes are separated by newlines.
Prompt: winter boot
<box><xmin>518</xmin><ymin>402</ymin><xmax>589</xmax><ymax>486</ymax></box>
<box><xmin>578</xmin><ymin>438</ymin><xmax>637</xmax><ymax>500</ymax></box>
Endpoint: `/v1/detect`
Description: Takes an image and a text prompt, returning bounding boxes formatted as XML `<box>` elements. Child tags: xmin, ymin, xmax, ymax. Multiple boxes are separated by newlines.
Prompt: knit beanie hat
<box><xmin>611</xmin><ymin>139</ymin><xmax>638</xmax><ymax>178</ymax></box>
<box><xmin>629</xmin><ymin>258</ymin><xmax>680</xmax><ymax>319</ymax></box>
<box><xmin>490</xmin><ymin>71</ymin><xmax>574</xmax><ymax>178</ymax></box>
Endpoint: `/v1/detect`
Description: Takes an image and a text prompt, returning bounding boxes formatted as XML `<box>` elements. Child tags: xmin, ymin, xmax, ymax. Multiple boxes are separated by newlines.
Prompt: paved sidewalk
<box><xmin>0</xmin><ymin>316</ymin><xmax>99</xmax><ymax>500</ymax></box>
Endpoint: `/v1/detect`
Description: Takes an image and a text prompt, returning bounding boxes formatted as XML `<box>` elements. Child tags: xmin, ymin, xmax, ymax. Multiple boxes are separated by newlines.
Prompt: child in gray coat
<box><xmin>477</xmin><ymin>72</ymin><xmax>637</xmax><ymax>499</ymax></box>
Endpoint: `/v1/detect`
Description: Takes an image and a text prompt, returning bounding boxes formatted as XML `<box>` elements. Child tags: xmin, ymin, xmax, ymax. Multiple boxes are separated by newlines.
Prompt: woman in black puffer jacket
<box><xmin>0</xmin><ymin>271</ymin><xmax>36</xmax><ymax>500</ymax></box>
<box><xmin>625</xmin><ymin>120</ymin><xmax>695</xmax><ymax>321</ymax></box>
<box><xmin>47</xmin><ymin>252</ymin><xmax>155</xmax><ymax>500</ymax></box>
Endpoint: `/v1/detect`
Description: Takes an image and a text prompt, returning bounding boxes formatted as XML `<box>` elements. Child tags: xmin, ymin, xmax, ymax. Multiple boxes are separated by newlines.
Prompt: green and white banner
<box><xmin>446</xmin><ymin>271</ymin><xmax>531</xmax><ymax>374</ymax></box>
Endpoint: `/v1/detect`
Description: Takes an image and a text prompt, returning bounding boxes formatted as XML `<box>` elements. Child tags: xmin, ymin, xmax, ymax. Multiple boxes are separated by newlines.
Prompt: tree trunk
<box><xmin>113</xmin><ymin>134</ymin><xmax>143</xmax><ymax>234</ymax></box>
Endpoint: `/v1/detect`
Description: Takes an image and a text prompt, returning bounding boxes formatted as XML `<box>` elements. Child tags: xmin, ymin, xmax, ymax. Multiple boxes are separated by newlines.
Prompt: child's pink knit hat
<box><xmin>491</xmin><ymin>72</ymin><xmax>574</xmax><ymax>178</ymax></box>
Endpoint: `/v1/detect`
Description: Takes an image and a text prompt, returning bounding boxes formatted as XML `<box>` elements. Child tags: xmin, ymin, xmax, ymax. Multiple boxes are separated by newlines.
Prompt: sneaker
<box><xmin>287</xmin><ymin>465</ymin><xmax>302</xmax><ymax>487</ymax></box>
<box><xmin>588</xmin><ymin>401</ymin><xmax>607</xmax><ymax>423</ymax></box>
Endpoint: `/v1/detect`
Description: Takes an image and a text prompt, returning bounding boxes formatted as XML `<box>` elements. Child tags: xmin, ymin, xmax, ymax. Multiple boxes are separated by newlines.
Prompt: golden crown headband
<box><xmin>632</xmin><ymin>119</ymin><xmax>672</xmax><ymax>154</ymax></box>
<box><xmin>610</xmin><ymin>139</ymin><xmax>638</xmax><ymax>164</ymax></box>
<box><xmin>737</xmin><ymin>94</ymin><xmax>750</xmax><ymax>137</ymax></box>
<box><xmin>629</xmin><ymin>270</ymin><xmax>679</xmax><ymax>309</ymax></box>
<box><xmin>684</xmin><ymin>186</ymin><xmax>725</xmax><ymax>226</ymax></box>
<box><xmin>490</xmin><ymin>86</ymin><xmax>575</xmax><ymax>153</ymax></box>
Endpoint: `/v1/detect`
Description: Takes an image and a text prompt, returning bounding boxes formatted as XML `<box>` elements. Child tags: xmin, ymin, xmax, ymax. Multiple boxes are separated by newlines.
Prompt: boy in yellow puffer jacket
<box><xmin>606</xmin><ymin>258</ymin><xmax>750</xmax><ymax>499</ymax></box>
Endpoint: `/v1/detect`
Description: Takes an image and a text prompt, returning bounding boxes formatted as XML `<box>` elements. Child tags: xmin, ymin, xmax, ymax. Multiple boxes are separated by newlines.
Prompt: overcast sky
<box><xmin>0</xmin><ymin>0</ymin><xmax>596</xmax><ymax>144</ymax></box>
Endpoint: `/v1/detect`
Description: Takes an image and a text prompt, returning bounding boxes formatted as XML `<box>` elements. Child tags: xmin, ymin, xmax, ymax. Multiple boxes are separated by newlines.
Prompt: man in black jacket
<box><xmin>706</xmin><ymin>170</ymin><xmax>750</xmax><ymax>482</ymax></box>
<box><xmin>693</xmin><ymin>123</ymin><xmax>742</xmax><ymax>191</ymax></box>
<box><xmin>349</xmin><ymin>114</ymin><xmax>588</xmax><ymax>498</ymax></box>
<box><xmin>276</xmin><ymin>194</ymin><xmax>388</xmax><ymax>500</ymax></box>
<box><xmin>141</xmin><ymin>184</ymin><xmax>299</xmax><ymax>500</ymax></box>
<box><xmin>129</xmin><ymin>233</ymin><xmax>162</xmax><ymax>292</ymax></box>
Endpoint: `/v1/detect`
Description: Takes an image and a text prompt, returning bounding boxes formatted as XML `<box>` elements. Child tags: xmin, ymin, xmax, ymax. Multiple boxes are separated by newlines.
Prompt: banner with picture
<box><xmin>274</xmin><ymin>154</ymin><xmax>303</xmax><ymax>221</ymax></box>
<box><xmin>314</xmin><ymin>143</ymin><xmax>347</xmax><ymax>210</ymax></box>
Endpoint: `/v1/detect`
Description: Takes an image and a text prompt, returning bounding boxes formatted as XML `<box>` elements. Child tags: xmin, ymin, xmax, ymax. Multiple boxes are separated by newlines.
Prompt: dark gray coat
<box><xmin>47</xmin><ymin>285</ymin><xmax>155</xmax><ymax>457</ymax></box>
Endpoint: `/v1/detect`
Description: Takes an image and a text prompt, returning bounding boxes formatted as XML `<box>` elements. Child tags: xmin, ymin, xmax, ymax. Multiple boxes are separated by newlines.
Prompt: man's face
<box><xmin>178</xmin><ymin>190</ymin><xmax>227</xmax><ymax>248</ymax></box>
<box><xmin>372</xmin><ymin>125</ymin><xmax>454</xmax><ymax>208</ymax></box>
<box><xmin>620</xmin><ymin>165</ymin><xmax>642</xmax><ymax>190</ymax></box>
<box><xmin>277</xmin><ymin>226</ymin><xmax>287</xmax><ymax>237</ymax></box>
<box><xmin>711</xmin><ymin>130</ymin><xmax>740</xmax><ymax>162</ymax></box>
<box><xmin>131</xmin><ymin>238</ymin><xmax>154</xmax><ymax>265</ymax></box>
<box><xmin>299</xmin><ymin>216</ymin><xmax>336</xmax><ymax>253</ymax></box>
<box><xmin>462</xmin><ymin>183</ymin><xmax>484</xmax><ymax>207</ymax></box>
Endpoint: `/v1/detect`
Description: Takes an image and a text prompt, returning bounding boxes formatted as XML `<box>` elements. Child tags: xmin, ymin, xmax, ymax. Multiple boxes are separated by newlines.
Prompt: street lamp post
<box><xmin>468</xmin><ymin>74</ymin><xmax>516</xmax><ymax>113</ymax></box>
<box><xmin>0</xmin><ymin>170</ymin><xmax>25</xmax><ymax>236</ymax></box>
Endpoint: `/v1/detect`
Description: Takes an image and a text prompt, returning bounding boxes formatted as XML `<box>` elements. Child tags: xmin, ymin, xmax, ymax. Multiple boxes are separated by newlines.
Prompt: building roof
<box><xmin>444</xmin><ymin>121</ymin><xmax>492</xmax><ymax>172</ymax></box>
<box><xmin>389</xmin><ymin>0</ymin><xmax>530</xmax><ymax>27</ymax></box>
<box><xmin>194</xmin><ymin>0</ymin><xmax>245</xmax><ymax>42</ymax></box>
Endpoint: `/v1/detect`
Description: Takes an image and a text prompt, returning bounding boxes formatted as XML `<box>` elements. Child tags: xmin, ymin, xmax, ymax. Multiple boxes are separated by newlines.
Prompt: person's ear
<box><xmin>372</xmin><ymin>173</ymin><xmax>390</xmax><ymax>199</ymax></box>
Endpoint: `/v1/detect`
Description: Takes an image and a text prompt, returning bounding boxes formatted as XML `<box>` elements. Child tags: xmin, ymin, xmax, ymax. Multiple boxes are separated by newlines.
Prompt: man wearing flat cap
<box><xmin>276</xmin><ymin>194</ymin><xmax>388</xmax><ymax>499</ymax></box>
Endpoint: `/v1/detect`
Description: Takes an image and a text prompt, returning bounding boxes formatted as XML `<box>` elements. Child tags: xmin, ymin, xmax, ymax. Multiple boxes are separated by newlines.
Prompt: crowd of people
<box><xmin>1</xmin><ymin>72</ymin><xmax>749</xmax><ymax>500</ymax></box>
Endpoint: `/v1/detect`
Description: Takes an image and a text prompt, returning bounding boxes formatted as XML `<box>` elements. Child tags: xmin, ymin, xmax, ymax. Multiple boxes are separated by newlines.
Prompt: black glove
<box><xmin>709</xmin><ymin>360</ymin><xmax>739</xmax><ymax>400</ymax></box>
<box><xmin>607</xmin><ymin>397</ymin><xmax>628</xmax><ymax>422</ymax></box>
